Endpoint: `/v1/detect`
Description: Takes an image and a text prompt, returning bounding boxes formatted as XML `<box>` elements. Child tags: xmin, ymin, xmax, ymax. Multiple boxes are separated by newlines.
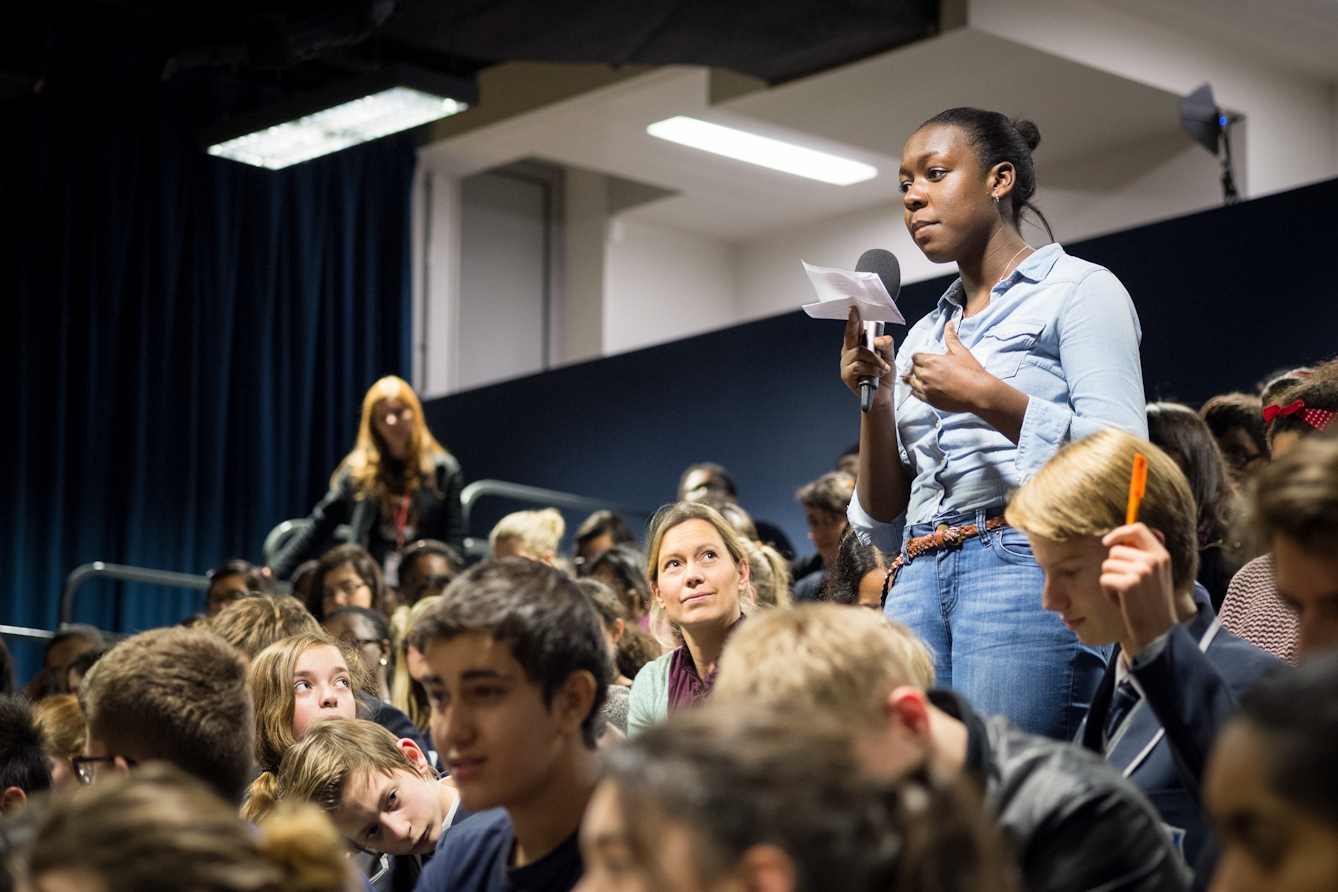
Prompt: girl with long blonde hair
<box><xmin>271</xmin><ymin>376</ymin><xmax>465</xmax><ymax>580</ymax></box>
<box><xmin>244</xmin><ymin>632</ymin><xmax>374</xmax><ymax>822</ymax></box>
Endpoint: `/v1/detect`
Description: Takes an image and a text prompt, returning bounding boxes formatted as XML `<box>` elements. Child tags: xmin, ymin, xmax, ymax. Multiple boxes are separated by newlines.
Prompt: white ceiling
<box><xmin>1087</xmin><ymin>0</ymin><xmax>1338</xmax><ymax>81</ymax></box>
<box><xmin>419</xmin><ymin>28</ymin><xmax>1193</xmax><ymax>242</ymax></box>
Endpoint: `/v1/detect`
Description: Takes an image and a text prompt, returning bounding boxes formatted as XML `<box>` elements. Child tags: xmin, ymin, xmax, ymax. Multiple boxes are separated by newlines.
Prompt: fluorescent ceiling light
<box><xmin>647</xmin><ymin>116</ymin><xmax>877</xmax><ymax>185</ymax></box>
<box><xmin>208</xmin><ymin>87</ymin><xmax>468</xmax><ymax>170</ymax></box>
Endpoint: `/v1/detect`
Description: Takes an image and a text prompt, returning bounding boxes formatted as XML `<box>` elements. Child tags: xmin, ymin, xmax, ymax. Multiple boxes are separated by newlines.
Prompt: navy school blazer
<box><xmin>1077</xmin><ymin>584</ymin><xmax>1285</xmax><ymax>867</ymax></box>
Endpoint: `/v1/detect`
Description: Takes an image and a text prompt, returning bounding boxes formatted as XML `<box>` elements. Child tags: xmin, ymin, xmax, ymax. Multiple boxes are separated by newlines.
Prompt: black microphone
<box><xmin>855</xmin><ymin>249</ymin><xmax>901</xmax><ymax>412</ymax></box>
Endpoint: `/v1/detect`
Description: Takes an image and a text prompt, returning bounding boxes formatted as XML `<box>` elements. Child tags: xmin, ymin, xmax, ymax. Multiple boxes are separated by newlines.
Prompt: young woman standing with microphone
<box><xmin>842</xmin><ymin>108</ymin><xmax>1146</xmax><ymax>739</ymax></box>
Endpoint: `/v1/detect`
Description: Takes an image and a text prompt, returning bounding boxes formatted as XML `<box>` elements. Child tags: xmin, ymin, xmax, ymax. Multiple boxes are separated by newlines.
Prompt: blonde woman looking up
<box><xmin>489</xmin><ymin>507</ymin><xmax>565</xmax><ymax>566</ymax></box>
<box><xmin>270</xmin><ymin>375</ymin><xmax>464</xmax><ymax>580</ymax></box>
<box><xmin>627</xmin><ymin>502</ymin><xmax>753</xmax><ymax>735</ymax></box>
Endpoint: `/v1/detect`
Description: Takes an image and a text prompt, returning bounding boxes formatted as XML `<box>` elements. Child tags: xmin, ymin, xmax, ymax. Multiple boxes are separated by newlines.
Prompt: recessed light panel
<box><xmin>647</xmin><ymin>116</ymin><xmax>877</xmax><ymax>185</ymax></box>
<box><xmin>209</xmin><ymin>87</ymin><xmax>468</xmax><ymax>170</ymax></box>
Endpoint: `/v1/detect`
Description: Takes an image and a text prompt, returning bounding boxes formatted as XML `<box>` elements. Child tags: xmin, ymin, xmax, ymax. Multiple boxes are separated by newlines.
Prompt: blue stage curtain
<box><xmin>0</xmin><ymin>45</ymin><xmax>415</xmax><ymax>660</ymax></box>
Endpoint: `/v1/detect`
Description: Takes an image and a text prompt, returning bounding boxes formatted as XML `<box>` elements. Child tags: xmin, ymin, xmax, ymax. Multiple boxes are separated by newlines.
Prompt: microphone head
<box><xmin>855</xmin><ymin>249</ymin><xmax>901</xmax><ymax>302</ymax></box>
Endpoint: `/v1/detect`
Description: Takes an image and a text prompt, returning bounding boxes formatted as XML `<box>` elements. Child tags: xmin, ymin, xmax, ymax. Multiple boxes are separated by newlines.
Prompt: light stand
<box><xmin>1179</xmin><ymin>83</ymin><xmax>1242</xmax><ymax>206</ymax></box>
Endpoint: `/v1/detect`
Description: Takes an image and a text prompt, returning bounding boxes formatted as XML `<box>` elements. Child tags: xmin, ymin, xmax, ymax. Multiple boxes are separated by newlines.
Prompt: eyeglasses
<box><xmin>343</xmin><ymin>638</ymin><xmax>389</xmax><ymax>649</ymax></box>
<box><xmin>72</xmin><ymin>754</ymin><xmax>136</xmax><ymax>785</ymax></box>
<box><xmin>326</xmin><ymin>580</ymin><xmax>370</xmax><ymax>598</ymax></box>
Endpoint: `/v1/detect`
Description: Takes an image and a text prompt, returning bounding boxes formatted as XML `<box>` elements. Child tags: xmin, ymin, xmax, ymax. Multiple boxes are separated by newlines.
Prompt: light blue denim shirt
<box><xmin>849</xmin><ymin>243</ymin><xmax>1147</xmax><ymax>553</ymax></box>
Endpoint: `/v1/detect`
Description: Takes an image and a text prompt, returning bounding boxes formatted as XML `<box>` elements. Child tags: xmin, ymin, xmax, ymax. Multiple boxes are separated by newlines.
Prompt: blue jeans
<box><xmin>884</xmin><ymin>508</ymin><xmax>1110</xmax><ymax>740</ymax></box>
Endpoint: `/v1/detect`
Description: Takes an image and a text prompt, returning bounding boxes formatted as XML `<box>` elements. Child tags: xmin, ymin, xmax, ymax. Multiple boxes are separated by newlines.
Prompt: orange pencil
<box><xmin>1126</xmin><ymin>453</ymin><xmax>1148</xmax><ymax>525</ymax></box>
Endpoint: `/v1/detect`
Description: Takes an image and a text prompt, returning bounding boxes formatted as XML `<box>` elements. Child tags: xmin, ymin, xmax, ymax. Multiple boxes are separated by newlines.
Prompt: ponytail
<box><xmin>243</xmin><ymin>768</ymin><xmax>283</xmax><ymax>825</ymax></box>
<box><xmin>257</xmin><ymin>802</ymin><xmax>356</xmax><ymax>892</ymax></box>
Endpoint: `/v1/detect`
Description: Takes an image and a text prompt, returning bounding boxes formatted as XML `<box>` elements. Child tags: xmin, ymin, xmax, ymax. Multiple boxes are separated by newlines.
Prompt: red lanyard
<box><xmin>394</xmin><ymin>493</ymin><xmax>412</xmax><ymax>549</ymax></box>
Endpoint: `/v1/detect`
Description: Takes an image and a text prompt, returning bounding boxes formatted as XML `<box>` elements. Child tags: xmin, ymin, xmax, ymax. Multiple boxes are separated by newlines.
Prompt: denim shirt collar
<box><xmin>938</xmin><ymin>242</ymin><xmax>1065</xmax><ymax>312</ymax></box>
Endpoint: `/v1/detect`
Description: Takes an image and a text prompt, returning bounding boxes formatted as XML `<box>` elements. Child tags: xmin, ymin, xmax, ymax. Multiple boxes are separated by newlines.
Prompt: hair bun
<box><xmin>1012</xmin><ymin>118</ymin><xmax>1041</xmax><ymax>152</ymax></box>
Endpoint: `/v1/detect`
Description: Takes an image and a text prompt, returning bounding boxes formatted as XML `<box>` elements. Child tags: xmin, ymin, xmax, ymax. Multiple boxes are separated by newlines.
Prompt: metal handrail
<box><xmin>0</xmin><ymin>624</ymin><xmax>55</xmax><ymax>641</ymax></box>
<box><xmin>60</xmin><ymin>562</ymin><xmax>211</xmax><ymax>627</ymax></box>
<box><xmin>459</xmin><ymin>479</ymin><xmax>654</xmax><ymax>533</ymax></box>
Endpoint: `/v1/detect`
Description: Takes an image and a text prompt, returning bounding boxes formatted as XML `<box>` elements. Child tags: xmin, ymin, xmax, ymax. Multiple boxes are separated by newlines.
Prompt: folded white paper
<box><xmin>801</xmin><ymin>261</ymin><xmax>905</xmax><ymax>324</ymax></box>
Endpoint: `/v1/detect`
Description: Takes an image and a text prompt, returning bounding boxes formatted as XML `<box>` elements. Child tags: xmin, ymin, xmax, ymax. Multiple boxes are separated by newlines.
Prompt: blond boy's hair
<box><xmin>276</xmin><ymin>719</ymin><xmax>429</xmax><ymax>823</ymax></box>
<box><xmin>210</xmin><ymin>593</ymin><xmax>322</xmax><ymax>659</ymax></box>
<box><xmin>488</xmin><ymin>508</ymin><xmax>565</xmax><ymax>557</ymax></box>
<box><xmin>1006</xmin><ymin>428</ymin><xmax>1200</xmax><ymax>593</ymax></box>
<box><xmin>714</xmin><ymin>604</ymin><xmax>935</xmax><ymax>728</ymax></box>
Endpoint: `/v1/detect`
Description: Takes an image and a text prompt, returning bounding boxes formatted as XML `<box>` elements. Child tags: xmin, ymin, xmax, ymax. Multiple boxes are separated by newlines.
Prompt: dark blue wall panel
<box><xmin>424</xmin><ymin>176</ymin><xmax>1338</xmax><ymax>554</ymax></box>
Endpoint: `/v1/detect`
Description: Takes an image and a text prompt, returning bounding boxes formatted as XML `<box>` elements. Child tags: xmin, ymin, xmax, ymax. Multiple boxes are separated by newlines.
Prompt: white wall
<box><xmin>602</xmin><ymin>217</ymin><xmax>739</xmax><ymax>355</ymax></box>
<box><xmin>970</xmin><ymin>0</ymin><xmax>1338</xmax><ymax>199</ymax></box>
<box><xmin>563</xmin><ymin>168</ymin><xmax>608</xmax><ymax>365</ymax></box>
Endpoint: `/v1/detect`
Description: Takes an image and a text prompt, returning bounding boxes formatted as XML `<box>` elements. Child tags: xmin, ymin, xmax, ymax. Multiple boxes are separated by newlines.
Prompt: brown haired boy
<box><xmin>78</xmin><ymin>626</ymin><xmax>254</xmax><ymax>804</ymax></box>
<box><xmin>409</xmin><ymin>558</ymin><xmax>608</xmax><ymax>892</ymax></box>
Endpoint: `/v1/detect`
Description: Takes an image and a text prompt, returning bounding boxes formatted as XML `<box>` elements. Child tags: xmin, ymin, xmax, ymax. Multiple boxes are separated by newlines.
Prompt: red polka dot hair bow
<box><xmin>1263</xmin><ymin>399</ymin><xmax>1336</xmax><ymax>431</ymax></box>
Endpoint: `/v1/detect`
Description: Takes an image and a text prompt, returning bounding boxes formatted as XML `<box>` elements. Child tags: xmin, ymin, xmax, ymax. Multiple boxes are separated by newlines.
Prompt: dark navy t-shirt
<box><xmin>412</xmin><ymin>808</ymin><xmax>583</xmax><ymax>892</ymax></box>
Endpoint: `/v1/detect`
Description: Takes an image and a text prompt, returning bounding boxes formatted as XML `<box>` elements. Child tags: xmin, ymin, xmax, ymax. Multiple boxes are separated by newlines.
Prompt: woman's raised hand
<box><xmin>840</xmin><ymin>307</ymin><xmax>895</xmax><ymax>407</ymax></box>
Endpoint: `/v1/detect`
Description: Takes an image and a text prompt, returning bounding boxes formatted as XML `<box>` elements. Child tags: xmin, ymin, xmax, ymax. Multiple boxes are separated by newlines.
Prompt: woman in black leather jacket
<box><xmin>270</xmin><ymin>376</ymin><xmax>464</xmax><ymax>580</ymax></box>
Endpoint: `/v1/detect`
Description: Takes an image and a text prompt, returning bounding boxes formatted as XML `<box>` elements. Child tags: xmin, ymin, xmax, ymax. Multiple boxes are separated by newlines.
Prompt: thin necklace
<box><xmin>997</xmin><ymin>245</ymin><xmax>1033</xmax><ymax>284</ymax></box>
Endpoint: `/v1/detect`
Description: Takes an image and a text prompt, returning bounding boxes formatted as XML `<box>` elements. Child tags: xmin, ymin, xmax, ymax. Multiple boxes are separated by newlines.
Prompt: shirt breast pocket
<box><xmin>980</xmin><ymin>319</ymin><xmax>1046</xmax><ymax>379</ymax></box>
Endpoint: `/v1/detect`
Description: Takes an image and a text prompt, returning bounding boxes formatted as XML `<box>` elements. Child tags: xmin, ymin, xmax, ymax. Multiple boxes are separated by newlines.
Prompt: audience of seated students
<box><xmin>584</xmin><ymin>706</ymin><xmax>1019</xmax><ymax>892</ymax></box>
<box><xmin>308</xmin><ymin>543</ymin><xmax>389</xmax><ymax>623</ymax></box>
<box><xmin>821</xmin><ymin>529</ymin><xmax>889</xmax><ymax>608</ymax></box>
<box><xmin>1146</xmin><ymin>402</ymin><xmax>1243</xmax><ymax>608</ymax></box>
<box><xmin>20</xmin><ymin>624</ymin><xmax>103</xmax><ymax>700</ymax></box>
<box><xmin>586</xmin><ymin>544</ymin><xmax>652</xmax><ymax>630</ymax></box>
<box><xmin>77</xmin><ymin>626</ymin><xmax>254</xmax><ymax>805</ymax></box>
<box><xmin>409</xmin><ymin>558</ymin><xmax>607</xmax><ymax>892</ymax></box>
<box><xmin>261</xmin><ymin>719</ymin><xmax>463</xmax><ymax>892</ymax></box>
<box><xmin>1204</xmin><ymin>651</ymin><xmax>1338</xmax><ymax>892</ymax></box>
<box><xmin>713</xmin><ymin>605</ymin><xmax>1189</xmax><ymax>892</ymax></box>
<box><xmin>792</xmin><ymin>471</ymin><xmax>856</xmax><ymax>602</ymax></box>
<box><xmin>327</xmin><ymin>606</ymin><xmax>395</xmax><ymax>703</ymax></box>
<box><xmin>31</xmin><ymin>694</ymin><xmax>85</xmax><ymax>793</ymax></box>
<box><xmin>1199</xmin><ymin>393</ymin><xmax>1268</xmax><ymax>486</ymax></box>
<box><xmin>678</xmin><ymin>461</ymin><xmax>795</xmax><ymax>560</ymax></box>
<box><xmin>270</xmin><ymin>375</ymin><xmax>465</xmax><ymax>580</ymax></box>
<box><xmin>390</xmin><ymin>595</ymin><xmax>442</xmax><ymax>735</ymax></box>
<box><xmin>628</xmin><ymin>503</ymin><xmax>755</xmax><ymax>736</ymax></box>
<box><xmin>397</xmin><ymin>539</ymin><xmax>463</xmax><ymax>607</ymax></box>
<box><xmin>25</xmin><ymin>762</ymin><xmax>359</xmax><ymax>892</ymax></box>
<box><xmin>1218</xmin><ymin>377</ymin><xmax>1338</xmax><ymax>662</ymax></box>
<box><xmin>1007</xmin><ymin>428</ymin><xmax>1283</xmax><ymax>867</ymax></box>
<box><xmin>206</xmin><ymin>557</ymin><xmax>279</xmax><ymax>617</ymax></box>
<box><xmin>572</xmin><ymin>510</ymin><xmax>638</xmax><ymax>576</ymax></box>
<box><xmin>0</xmin><ymin>695</ymin><xmax>51</xmax><ymax>816</ymax></box>
<box><xmin>576</xmin><ymin>578</ymin><xmax>636</xmax><ymax>735</ymax></box>
<box><xmin>490</xmin><ymin>508</ymin><xmax>566</xmax><ymax>566</ymax></box>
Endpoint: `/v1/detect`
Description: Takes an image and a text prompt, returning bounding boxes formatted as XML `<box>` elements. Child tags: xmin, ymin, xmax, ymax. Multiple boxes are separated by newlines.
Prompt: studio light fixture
<box><xmin>647</xmin><ymin>116</ymin><xmax>877</xmax><ymax>185</ymax></box>
<box><xmin>1179</xmin><ymin>83</ymin><xmax>1242</xmax><ymax>205</ymax></box>
<box><xmin>202</xmin><ymin>66</ymin><xmax>476</xmax><ymax>170</ymax></box>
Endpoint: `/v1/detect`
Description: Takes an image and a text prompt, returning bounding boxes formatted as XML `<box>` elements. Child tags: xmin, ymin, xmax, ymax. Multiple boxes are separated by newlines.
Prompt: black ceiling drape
<box><xmin>0</xmin><ymin>45</ymin><xmax>416</xmax><ymax>668</ymax></box>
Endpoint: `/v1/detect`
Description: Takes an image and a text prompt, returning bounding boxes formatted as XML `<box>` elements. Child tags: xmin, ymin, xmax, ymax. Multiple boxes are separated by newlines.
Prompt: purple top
<box><xmin>666</xmin><ymin>616</ymin><xmax>743</xmax><ymax>711</ymax></box>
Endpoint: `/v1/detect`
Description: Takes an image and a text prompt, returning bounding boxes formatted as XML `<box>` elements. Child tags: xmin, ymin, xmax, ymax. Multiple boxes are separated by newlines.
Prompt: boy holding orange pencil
<box><xmin>1005</xmin><ymin>428</ymin><xmax>1282</xmax><ymax>879</ymax></box>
